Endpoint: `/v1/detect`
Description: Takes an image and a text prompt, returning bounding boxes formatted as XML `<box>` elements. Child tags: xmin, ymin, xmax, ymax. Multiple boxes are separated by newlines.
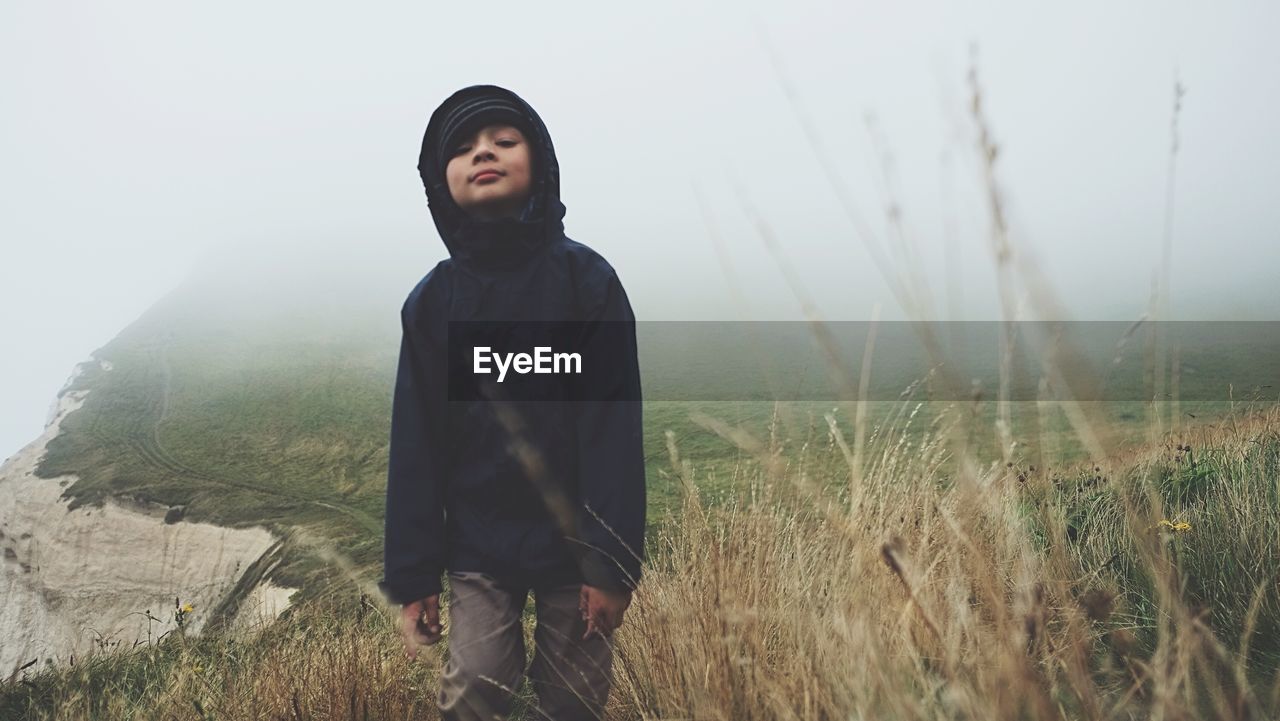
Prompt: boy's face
<box><xmin>444</xmin><ymin>123</ymin><xmax>534</xmax><ymax>221</ymax></box>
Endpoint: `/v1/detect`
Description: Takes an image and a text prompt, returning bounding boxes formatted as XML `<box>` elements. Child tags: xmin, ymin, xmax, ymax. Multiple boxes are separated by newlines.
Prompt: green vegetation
<box><xmin>11</xmin><ymin>251</ymin><xmax>1279</xmax><ymax>718</ymax></box>
<box><xmin>34</xmin><ymin>292</ymin><xmax>1273</xmax><ymax>611</ymax></box>
<box><xmin>8</xmin><ymin>393</ymin><xmax>1280</xmax><ymax>718</ymax></box>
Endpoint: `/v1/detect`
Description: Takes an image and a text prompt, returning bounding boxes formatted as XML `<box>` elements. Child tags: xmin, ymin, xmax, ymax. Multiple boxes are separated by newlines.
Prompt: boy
<box><xmin>378</xmin><ymin>84</ymin><xmax>646</xmax><ymax>721</ymax></box>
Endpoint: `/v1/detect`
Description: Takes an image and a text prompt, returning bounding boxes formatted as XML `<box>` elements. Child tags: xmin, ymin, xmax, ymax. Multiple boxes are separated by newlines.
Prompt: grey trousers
<box><xmin>438</xmin><ymin>571</ymin><xmax>613</xmax><ymax>721</ymax></box>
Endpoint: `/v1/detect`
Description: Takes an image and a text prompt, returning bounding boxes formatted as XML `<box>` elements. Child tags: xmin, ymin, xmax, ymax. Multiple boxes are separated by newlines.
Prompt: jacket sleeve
<box><xmin>378</xmin><ymin>285</ymin><xmax>450</xmax><ymax>605</ymax></box>
<box><xmin>572</xmin><ymin>270</ymin><xmax>647</xmax><ymax>592</ymax></box>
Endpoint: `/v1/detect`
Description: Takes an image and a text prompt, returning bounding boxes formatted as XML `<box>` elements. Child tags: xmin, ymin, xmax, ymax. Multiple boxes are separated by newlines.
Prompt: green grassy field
<box><xmin>36</xmin><ymin>290</ymin><xmax>1274</xmax><ymax>615</ymax></box>
<box><xmin>0</xmin><ymin>254</ymin><xmax>1269</xmax><ymax>721</ymax></box>
<box><xmin>11</xmin><ymin>383</ymin><xmax>1280</xmax><ymax>718</ymax></box>
<box><xmin>14</xmin><ymin>267</ymin><xmax>1277</xmax><ymax>718</ymax></box>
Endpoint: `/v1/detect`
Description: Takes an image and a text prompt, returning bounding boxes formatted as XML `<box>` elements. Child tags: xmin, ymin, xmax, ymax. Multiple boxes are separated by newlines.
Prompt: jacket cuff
<box><xmin>578</xmin><ymin>550</ymin><xmax>640</xmax><ymax>593</ymax></box>
<box><xmin>377</xmin><ymin>572</ymin><xmax>443</xmax><ymax>606</ymax></box>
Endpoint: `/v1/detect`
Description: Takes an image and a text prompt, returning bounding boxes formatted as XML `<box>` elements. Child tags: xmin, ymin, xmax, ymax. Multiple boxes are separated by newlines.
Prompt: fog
<box><xmin>3</xmin><ymin>0</ymin><xmax>1278</xmax><ymax>456</ymax></box>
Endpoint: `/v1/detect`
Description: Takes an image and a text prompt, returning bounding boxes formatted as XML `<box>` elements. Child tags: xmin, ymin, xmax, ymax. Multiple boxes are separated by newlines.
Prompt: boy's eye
<box><xmin>452</xmin><ymin>139</ymin><xmax>518</xmax><ymax>156</ymax></box>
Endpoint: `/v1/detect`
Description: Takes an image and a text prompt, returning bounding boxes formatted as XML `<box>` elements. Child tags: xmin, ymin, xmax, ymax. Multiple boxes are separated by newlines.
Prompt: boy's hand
<box><xmin>579</xmin><ymin>584</ymin><xmax>632</xmax><ymax>640</ymax></box>
<box><xmin>400</xmin><ymin>594</ymin><xmax>443</xmax><ymax>659</ymax></box>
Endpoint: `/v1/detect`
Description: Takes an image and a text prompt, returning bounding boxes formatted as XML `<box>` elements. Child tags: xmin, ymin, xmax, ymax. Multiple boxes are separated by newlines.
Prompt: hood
<box><xmin>417</xmin><ymin>85</ymin><xmax>568</xmax><ymax>270</ymax></box>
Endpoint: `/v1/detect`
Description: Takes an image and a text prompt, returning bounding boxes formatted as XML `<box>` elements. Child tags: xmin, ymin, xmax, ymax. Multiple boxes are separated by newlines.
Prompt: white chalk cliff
<box><xmin>0</xmin><ymin>360</ymin><xmax>294</xmax><ymax>676</ymax></box>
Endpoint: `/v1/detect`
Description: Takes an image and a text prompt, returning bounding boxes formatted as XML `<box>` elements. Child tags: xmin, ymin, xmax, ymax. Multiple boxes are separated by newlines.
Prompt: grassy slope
<box><xmin>36</xmin><ymin>280</ymin><xmax>399</xmax><ymax>604</ymax></box>
<box><xmin>33</xmin><ymin>266</ymin><xmax>1271</xmax><ymax>612</ymax></box>
<box><xmin>14</xmin><ymin>251</ymin><xmax>1279</xmax><ymax>718</ymax></box>
<box><xmin>7</xmin><ymin>401</ymin><xmax>1279</xmax><ymax>719</ymax></box>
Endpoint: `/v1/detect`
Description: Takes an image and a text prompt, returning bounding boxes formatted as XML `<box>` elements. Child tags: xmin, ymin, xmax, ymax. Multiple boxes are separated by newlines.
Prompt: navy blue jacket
<box><xmin>378</xmin><ymin>85</ymin><xmax>646</xmax><ymax>605</ymax></box>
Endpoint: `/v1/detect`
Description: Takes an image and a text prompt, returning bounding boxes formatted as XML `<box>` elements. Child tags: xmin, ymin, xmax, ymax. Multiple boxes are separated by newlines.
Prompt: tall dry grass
<box><xmin>609</xmin><ymin>401</ymin><xmax>1280</xmax><ymax>721</ymax></box>
<box><xmin>9</xmin><ymin>402</ymin><xmax>1276</xmax><ymax>720</ymax></box>
<box><xmin>2</xmin><ymin>594</ymin><xmax>443</xmax><ymax>720</ymax></box>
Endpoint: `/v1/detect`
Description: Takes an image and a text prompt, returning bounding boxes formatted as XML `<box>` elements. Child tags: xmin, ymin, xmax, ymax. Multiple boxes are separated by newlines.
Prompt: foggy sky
<box><xmin>3</xmin><ymin>0</ymin><xmax>1278</xmax><ymax>457</ymax></box>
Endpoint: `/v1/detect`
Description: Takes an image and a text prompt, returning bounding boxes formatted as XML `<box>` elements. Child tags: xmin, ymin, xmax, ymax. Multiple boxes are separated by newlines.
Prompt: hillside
<box><xmin>6</xmin><ymin>240</ymin><xmax>1277</xmax><ymax>697</ymax></box>
<box><xmin>4</xmin><ymin>397</ymin><xmax>1278</xmax><ymax>719</ymax></box>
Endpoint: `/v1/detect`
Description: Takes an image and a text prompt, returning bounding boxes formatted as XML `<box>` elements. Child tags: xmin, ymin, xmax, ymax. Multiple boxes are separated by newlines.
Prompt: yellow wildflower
<box><xmin>180</xmin><ymin>603</ymin><xmax>195</xmax><ymax>614</ymax></box>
